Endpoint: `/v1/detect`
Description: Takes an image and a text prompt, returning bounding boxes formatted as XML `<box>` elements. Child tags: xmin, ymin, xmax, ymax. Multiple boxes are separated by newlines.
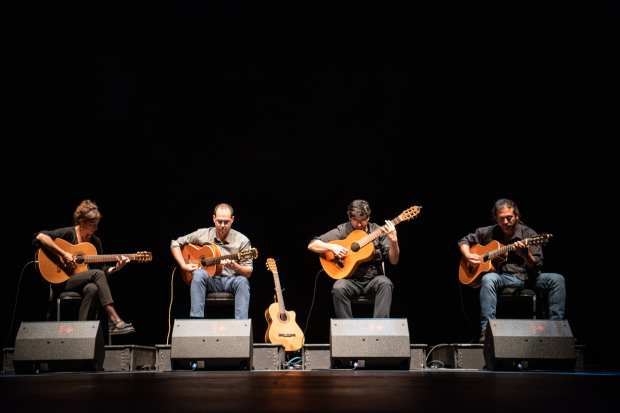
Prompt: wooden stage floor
<box><xmin>2</xmin><ymin>370</ymin><xmax>619</xmax><ymax>413</ymax></box>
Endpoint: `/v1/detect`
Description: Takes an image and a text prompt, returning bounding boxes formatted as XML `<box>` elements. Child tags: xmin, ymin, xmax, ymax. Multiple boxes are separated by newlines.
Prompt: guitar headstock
<box><xmin>239</xmin><ymin>249</ymin><xmax>258</xmax><ymax>260</ymax></box>
<box><xmin>266</xmin><ymin>258</ymin><xmax>278</xmax><ymax>273</ymax></box>
<box><xmin>528</xmin><ymin>233</ymin><xmax>553</xmax><ymax>245</ymax></box>
<box><xmin>399</xmin><ymin>206</ymin><xmax>422</xmax><ymax>221</ymax></box>
<box><xmin>135</xmin><ymin>252</ymin><xmax>152</xmax><ymax>262</ymax></box>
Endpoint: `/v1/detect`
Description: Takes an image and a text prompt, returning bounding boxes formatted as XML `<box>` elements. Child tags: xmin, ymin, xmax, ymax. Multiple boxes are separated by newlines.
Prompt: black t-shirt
<box><xmin>310</xmin><ymin>222</ymin><xmax>391</xmax><ymax>280</ymax></box>
<box><xmin>457</xmin><ymin>223</ymin><xmax>543</xmax><ymax>280</ymax></box>
<box><xmin>33</xmin><ymin>227</ymin><xmax>112</xmax><ymax>273</ymax></box>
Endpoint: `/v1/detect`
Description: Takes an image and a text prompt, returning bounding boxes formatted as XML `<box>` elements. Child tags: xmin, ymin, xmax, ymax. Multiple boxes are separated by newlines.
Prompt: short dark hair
<box><xmin>214</xmin><ymin>203</ymin><xmax>234</xmax><ymax>216</ymax></box>
<box><xmin>492</xmin><ymin>198</ymin><xmax>524</xmax><ymax>224</ymax></box>
<box><xmin>73</xmin><ymin>200</ymin><xmax>102</xmax><ymax>225</ymax></box>
<box><xmin>347</xmin><ymin>200</ymin><xmax>371</xmax><ymax>218</ymax></box>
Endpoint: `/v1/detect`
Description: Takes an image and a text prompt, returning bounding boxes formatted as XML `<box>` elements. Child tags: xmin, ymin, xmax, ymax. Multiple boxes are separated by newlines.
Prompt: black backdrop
<box><xmin>2</xmin><ymin>2</ymin><xmax>618</xmax><ymax>368</ymax></box>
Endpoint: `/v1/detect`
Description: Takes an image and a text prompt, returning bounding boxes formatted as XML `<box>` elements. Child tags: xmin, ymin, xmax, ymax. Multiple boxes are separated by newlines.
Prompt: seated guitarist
<box><xmin>308</xmin><ymin>200</ymin><xmax>399</xmax><ymax>319</ymax></box>
<box><xmin>171</xmin><ymin>203</ymin><xmax>253</xmax><ymax>319</ymax></box>
<box><xmin>458</xmin><ymin>198</ymin><xmax>566</xmax><ymax>342</ymax></box>
<box><xmin>33</xmin><ymin>200</ymin><xmax>135</xmax><ymax>334</ymax></box>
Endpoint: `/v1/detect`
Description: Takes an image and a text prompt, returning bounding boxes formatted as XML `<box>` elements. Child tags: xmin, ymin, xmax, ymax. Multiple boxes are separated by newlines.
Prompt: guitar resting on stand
<box><xmin>264</xmin><ymin>258</ymin><xmax>304</xmax><ymax>352</ymax></box>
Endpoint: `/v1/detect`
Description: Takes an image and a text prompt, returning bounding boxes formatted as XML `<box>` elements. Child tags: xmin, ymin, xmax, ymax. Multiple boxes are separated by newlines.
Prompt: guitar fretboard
<box><xmin>202</xmin><ymin>252</ymin><xmax>242</xmax><ymax>265</ymax></box>
<box><xmin>354</xmin><ymin>216</ymin><xmax>403</xmax><ymax>249</ymax></box>
<box><xmin>75</xmin><ymin>254</ymin><xmax>143</xmax><ymax>263</ymax></box>
<box><xmin>485</xmin><ymin>238</ymin><xmax>533</xmax><ymax>261</ymax></box>
<box><xmin>271</xmin><ymin>271</ymin><xmax>287</xmax><ymax>320</ymax></box>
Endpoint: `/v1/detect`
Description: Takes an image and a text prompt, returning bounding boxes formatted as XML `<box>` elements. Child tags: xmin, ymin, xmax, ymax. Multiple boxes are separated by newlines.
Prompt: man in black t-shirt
<box><xmin>308</xmin><ymin>200</ymin><xmax>400</xmax><ymax>318</ymax></box>
<box><xmin>458</xmin><ymin>199</ymin><xmax>566</xmax><ymax>342</ymax></box>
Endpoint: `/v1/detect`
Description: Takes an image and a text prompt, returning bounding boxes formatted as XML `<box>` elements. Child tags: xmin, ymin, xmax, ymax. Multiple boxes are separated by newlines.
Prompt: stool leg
<box><xmin>57</xmin><ymin>298</ymin><xmax>61</xmax><ymax>321</ymax></box>
<box><xmin>532</xmin><ymin>295</ymin><xmax>537</xmax><ymax>319</ymax></box>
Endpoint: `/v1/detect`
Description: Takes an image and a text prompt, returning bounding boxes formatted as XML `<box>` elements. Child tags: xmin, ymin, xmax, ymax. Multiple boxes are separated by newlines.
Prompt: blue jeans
<box><xmin>190</xmin><ymin>269</ymin><xmax>250</xmax><ymax>319</ymax></box>
<box><xmin>480</xmin><ymin>272</ymin><xmax>566</xmax><ymax>330</ymax></box>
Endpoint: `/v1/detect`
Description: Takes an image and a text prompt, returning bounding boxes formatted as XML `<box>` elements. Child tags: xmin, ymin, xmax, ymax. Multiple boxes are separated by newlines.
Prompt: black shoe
<box><xmin>479</xmin><ymin>329</ymin><xmax>486</xmax><ymax>343</ymax></box>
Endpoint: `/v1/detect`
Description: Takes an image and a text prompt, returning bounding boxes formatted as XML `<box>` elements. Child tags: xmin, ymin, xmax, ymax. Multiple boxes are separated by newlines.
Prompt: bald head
<box><xmin>214</xmin><ymin>203</ymin><xmax>234</xmax><ymax>217</ymax></box>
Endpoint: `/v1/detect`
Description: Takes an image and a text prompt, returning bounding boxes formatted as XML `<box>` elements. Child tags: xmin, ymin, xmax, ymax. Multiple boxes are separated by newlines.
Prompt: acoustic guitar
<box><xmin>319</xmin><ymin>206</ymin><xmax>422</xmax><ymax>279</ymax></box>
<box><xmin>264</xmin><ymin>258</ymin><xmax>304</xmax><ymax>352</ymax></box>
<box><xmin>180</xmin><ymin>244</ymin><xmax>258</xmax><ymax>285</ymax></box>
<box><xmin>36</xmin><ymin>238</ymin><xmax>152</xmax><ymax>284</ymax></box>
<box><xmin>458</xmin><ymin>233</ymin><xmax>553</xmax><ymax>288</ymax></box>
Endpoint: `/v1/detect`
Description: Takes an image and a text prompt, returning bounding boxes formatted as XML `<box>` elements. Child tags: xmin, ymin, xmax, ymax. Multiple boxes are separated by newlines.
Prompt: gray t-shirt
<box><xmin>171</xmin><ymin>228</ymin><xmax>253</xmax><ymax>278</ymax></box>
<box><xmin>310</xmin><ymin>222</ymin><xmax>391</xmax><ymax>280</ymax></box>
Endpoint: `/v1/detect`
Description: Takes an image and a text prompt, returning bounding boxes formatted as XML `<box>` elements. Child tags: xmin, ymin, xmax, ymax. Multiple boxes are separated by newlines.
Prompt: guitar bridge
<box><xmin>278</xmin><ymin>334</ymin><xmax>296</xmax><ymax>337</ymax></box>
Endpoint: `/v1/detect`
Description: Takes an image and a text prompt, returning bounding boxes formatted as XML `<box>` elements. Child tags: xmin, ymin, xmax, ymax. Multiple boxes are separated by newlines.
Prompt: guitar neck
<box><xmin>79</xmin><ymin>254</ymin><xmax>142</xmax><ymax>263</ymax></box>
<box><xmin>486</xmin><ymin>237</ymin><xmax>534</xmax><ymax>260</ymax></box>
<box><xmin>272</xmin><ymin>271</ymin><xmax>287</xmax><ymax>316</ymax></box>
<box><xmin>356</xmin><ymin>216</ymin><xmax>403</xmax><ymax>248</ymax></box>
<box><xmin>203</xmin><ymin>252</ymin><xmax>243</xmax><ymax>266</ymax></box>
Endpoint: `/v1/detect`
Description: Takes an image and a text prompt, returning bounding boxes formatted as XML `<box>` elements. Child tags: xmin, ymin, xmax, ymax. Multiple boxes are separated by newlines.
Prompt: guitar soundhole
<box><xmin>74</xmin><ymin>253</ymin><xmax>86</xmax><ymax>267</ymax></box>
<box><xmin>351</xmin><ymin>243</ymin><xmax>360</xmax><ymax>252</ymax></box>
<box><xmin>280</xmin><ymin>314</ymin><xmax>288</xmax><ymax>322</ymax></box>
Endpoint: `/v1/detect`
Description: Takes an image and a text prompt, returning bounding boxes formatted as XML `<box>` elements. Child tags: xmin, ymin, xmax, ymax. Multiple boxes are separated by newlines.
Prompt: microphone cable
<box><xmin>303</xmin><ymin>268</ymin><xmax>324</xmax><ymax>339</ymax></box>
<box><xmin>4</xmin><ymin>261</ymin><xmax>34</xmax><ymax>349</ymax></box>
<box><xmin>166</xmin><ymin>267</ymin><xmax>176</xmax><ymax>345</ymax></box>
<box><xmin>458</xmin><ymin>275</ymin><xmax>475</xmax><ymax>344</ymax></box>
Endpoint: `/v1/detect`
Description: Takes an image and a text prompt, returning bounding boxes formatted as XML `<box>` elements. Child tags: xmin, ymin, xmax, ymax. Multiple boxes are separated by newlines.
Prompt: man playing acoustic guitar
<box><xmin>308</xmin><ymin>200</ymin><xmax>399</xmax><ymax>318</ymax></box>
<box><xmin>458</xmin><ymin>199</ymin><xmax>566</xmax><ymax>342</ymax></box>
<box><xmin>171</xmin><ymin>203</ymin><xmax>253</xmax><ymax>319</ymax></box>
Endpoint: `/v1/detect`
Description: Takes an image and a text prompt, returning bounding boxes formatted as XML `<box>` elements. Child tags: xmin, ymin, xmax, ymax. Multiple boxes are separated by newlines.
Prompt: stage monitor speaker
<box><xmin>171</xmin><ymin>319</ymin><xmax>252</xmax><ymax>370</ymax></box>
<box><xmin>13</xmin><ymin>321</ymin><xmax>104</xmax><ymax>374</ymax></box>
<box><xmin>484</xmin><ymin>319</ymin><xmax>576</xmax><ymax>371</ymax></box>
<box><xmin>330</xmin><ymin>318</ymin><xmax>410</xmax><ymax>370</ymax></box>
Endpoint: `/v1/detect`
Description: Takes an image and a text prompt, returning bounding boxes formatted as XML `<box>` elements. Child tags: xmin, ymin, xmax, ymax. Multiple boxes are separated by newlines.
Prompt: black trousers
<box><xmin>332</xmin><ymin>276</ymin><xmax>394</xmax><ymax>318</ymax></box>
<box><xmin>52</xmin><ymin>269</ymin><xmax>114</xmax><ymax>320</ymax></box>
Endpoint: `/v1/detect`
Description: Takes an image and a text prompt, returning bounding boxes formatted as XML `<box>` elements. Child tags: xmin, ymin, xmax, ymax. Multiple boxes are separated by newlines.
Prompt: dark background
<box><xmin>2</xmin><ymin>2</ymin><xmax>618</xmax><ymax>368</ymax></box>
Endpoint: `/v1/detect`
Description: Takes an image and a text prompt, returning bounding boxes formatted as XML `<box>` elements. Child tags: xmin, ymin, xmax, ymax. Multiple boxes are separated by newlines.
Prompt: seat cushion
<box><xmin>351</xmin><ymin>295</ymin><xmax>375</xmax><ymax>305</ymax></box>
<box><xmin>58</xmin><ymin>291</ymin><xmax>83</xmax><ymax>299</ymax></box>
<box><xmin>500</xmin><ymin>288</ymin><xmax>535</xmax><ymax>297</ymax></box>
<box><xmin>206</xmin><ymin>292</ymin><xmax>235</xmax><ymax>300</ymax></box>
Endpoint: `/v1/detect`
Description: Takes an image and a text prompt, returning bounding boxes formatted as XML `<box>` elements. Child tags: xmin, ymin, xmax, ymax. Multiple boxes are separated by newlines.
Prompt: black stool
<box><xmin>46</xmin><ymin>287</ymin><xmax>113</xmax><ymax>344</ymax></box>
<box><xmin>205</xmin><ymin>292</ymin><xmax>236</xmax><ymax>318</ymax></box>
<box><xmin>497</xmin><ymin>288</ymin><xmax>548</xmax><ymax>319</ymax></box>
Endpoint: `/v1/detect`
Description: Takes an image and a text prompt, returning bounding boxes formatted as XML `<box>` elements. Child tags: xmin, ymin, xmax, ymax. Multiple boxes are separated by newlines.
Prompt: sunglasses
<box><xmin>216</xmin><ymin>220</ymin><xmax>232</xmax><ymax>226</ymax></box>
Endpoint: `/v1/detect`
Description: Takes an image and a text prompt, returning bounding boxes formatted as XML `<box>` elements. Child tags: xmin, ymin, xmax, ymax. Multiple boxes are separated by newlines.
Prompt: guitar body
<box><xmin>319</xmin><ymin>230</ymin><xmax>376</xmax><ymax>279</ymax></box>
<box><xmin>264</xmin><ymin>302</ymin><xmax>304</xmax><ymax>352</ymax></box>
<box><xmin>36</xmin><ymin>238</ymin><xmax>97</xmax><ymax>284</ymax></box>
<box><xmin>458</xmin><ymin>241</ymin><xmax>507</xmax><ymax>288</ymax></box>
<box><xmin>180</xmin><ymin>244</ymin><xmax>223</xmax><ymax>285</ymax></box>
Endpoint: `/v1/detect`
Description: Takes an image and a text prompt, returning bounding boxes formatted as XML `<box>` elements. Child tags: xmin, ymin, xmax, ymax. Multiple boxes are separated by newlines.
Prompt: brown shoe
<box><xmin>479</xmin><ymin>329</ymin><xmax>486</xmax><ymax>343</ymax></box>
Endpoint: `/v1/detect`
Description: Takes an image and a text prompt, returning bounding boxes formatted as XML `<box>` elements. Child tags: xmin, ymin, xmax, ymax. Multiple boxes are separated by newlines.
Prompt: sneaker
<box><xmin>479</xmin><ymin>329</ymin><xmax>486</xmax><ymax>343</ymax></box>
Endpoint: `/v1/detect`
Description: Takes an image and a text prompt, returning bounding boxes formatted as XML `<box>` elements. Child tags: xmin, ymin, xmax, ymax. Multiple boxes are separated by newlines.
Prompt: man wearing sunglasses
<box><xmin>308</xmin><ymin>200</ymin><xmax>399</xmax><ymax>319</ymax></box>
<box><xmin>171</xmin><ymin>203</ymin><xmax>253</xmax><ymax>319</ymax></box>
